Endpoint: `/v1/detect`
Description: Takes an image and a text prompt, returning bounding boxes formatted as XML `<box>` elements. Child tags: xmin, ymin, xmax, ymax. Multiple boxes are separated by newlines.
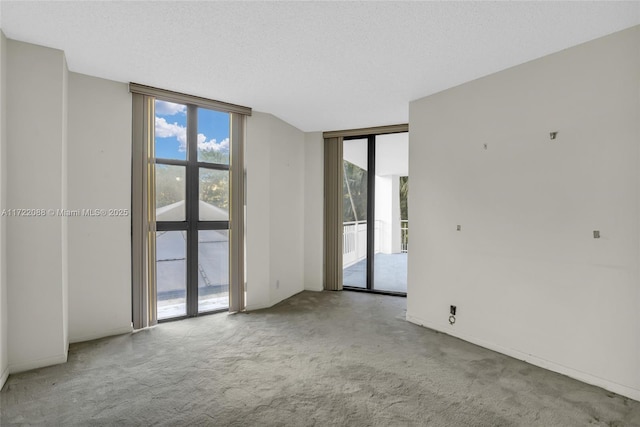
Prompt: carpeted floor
<box><xmin>1</xmin><ymin>291</ymin><xmax>639</xmax><ymax>426</ymax></box>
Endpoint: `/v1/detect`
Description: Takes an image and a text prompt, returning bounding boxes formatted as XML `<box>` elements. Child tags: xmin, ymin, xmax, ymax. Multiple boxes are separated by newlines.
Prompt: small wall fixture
<box><xmin>456</xmin><ymin>225</ymin><xmax>461</xmax><ymax>231</ymax></box>
<box><xmin>550</xmin><ymin>131</ymin><xmax>558</xmax><ymax>140</ymax></box>
<box><xmin>593</xmin><ymin>230</ymin><xmax>600</xmax><ymax>239</ymax></box>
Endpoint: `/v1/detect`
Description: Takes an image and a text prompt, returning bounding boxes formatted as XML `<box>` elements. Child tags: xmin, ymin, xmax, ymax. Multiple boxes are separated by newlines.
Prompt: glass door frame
<box><xmin>342</xmin><ymin>133</ymin><xmax>407</xmax><ymax>297</ymax></box>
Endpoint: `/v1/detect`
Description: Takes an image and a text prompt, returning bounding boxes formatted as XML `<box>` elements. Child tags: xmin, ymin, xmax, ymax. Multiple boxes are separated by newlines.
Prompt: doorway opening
<box><xmin>342</xmin><ymin>132</ymin><xmax>408</xmax><ymax>295</ymax></box>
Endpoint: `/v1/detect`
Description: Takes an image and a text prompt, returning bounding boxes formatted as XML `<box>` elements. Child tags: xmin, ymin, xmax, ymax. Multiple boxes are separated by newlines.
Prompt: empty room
<box><xmin>0</xmin><ymin>1</ymin><xmax>639</xmax><ymax>425</ymax></box>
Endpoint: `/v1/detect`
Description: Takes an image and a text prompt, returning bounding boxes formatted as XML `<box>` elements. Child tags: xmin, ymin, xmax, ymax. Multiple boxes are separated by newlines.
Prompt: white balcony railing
<box><xmin>343</xmin><ymin>220</ymin><xmax>384</xmax><ymax>268</ymax></box>
<box><xmin>343</xmin><ymin>221</ymin><xmax>368</xmax><ymax>268</ymax></box>
<box><xmin>401</xmin><ymin>220</ymin><xmax>408</xmax><ymax>253</ymax></box>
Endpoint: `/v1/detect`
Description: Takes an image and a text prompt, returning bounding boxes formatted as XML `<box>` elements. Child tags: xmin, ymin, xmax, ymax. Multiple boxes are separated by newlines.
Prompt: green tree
<box><xmin>199</xmin><ymin>149</ymin><xmax>229</xmax><ymax>165</ymax></box>
<box><xmin>199</xmin><ymin>149</ymin><xmax>230</xmax><ymax>210</ymax></box>
<box><xmin>155</xmin><ymin>164</ymin><xmax>185</xmax><ymax>209</ymax></box>
<box><xmin>156</xmin><ymin>149</ymin><xmax>230</xmax><ymax>212</ymax></box>
<box><xmin>343</xmin><ymin>160</ymin><xmax>367</xmax><ymax>222</ymax></box>
<box><xmin>200</xmin><ymin>169</ymin><xmax>229</xmax><ymax>210</ymax></box>
<box><xmin>400</xmin><ymin>176</ymin><xmax>408</xmax><ymax>220</ymax></box>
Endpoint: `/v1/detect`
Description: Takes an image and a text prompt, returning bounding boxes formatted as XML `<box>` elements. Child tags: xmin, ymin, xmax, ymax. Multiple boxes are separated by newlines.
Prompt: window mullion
<box><xmin>186</xmin><ymin>105</ymin><xmax>199</xmax><ymax>316</ymax></box>
<box><xmin>196</xmin><ymin>162</ymin><xmax>230</xmax><ymax>171</ymax></box>
<box><xmin>155</xmin><ymin>158</ymin><xmax>188</xmax><ymax>167</ymax></box>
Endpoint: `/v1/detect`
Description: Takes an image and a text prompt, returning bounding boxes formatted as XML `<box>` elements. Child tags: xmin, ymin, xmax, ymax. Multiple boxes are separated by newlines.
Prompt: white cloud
<box><xmin>155</xmin><ymin>117</ymin><xmax>228</xmax><ymax>153</ymax></box>
<box><xmin>155</xmin><ymin>100</ymin><xmax>186</xmax><ymax>116</ymax></box>
<box><xmin>155</xmin><ymin>117</ymin><xmax>187</xmax><ymax>151</ymax></box>
<box><xmin>198</xmin><ymin>134</ymin><xmax>229</xmax><ymax>152</ymax></box>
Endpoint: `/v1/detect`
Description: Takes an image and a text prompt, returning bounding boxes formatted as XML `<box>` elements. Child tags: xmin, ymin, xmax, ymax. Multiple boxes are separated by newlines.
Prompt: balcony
<box><xmin>343</xmin><ymin>220</ymin><xmax>408</xmax><ymax>293</ymax></box>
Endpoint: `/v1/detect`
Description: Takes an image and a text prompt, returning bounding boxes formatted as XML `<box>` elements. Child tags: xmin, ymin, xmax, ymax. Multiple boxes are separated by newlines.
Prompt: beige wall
<box><xmin>0</xmin><ymin>33</ymin><xmax>309</xmax><ymax>382</ymax></box>
<box><xmin>245</xmin><ymin>112</ymin><xmax>271</xmax><ymax>309</ymax></box>
<box><xmin>61</xmin><ymin>41</ymin><xmax>69</xmax><ymax>353</ymax></box>
<box><xmin>6</xmin><ymin>40</ymin><xmax>69</xmax><ymax>373</ymax></box>
<box><xmin>304</xmin><ymin>132</ymin><xmax>324</xmax><ymax>292</ymax></box>
<box><xmin>67</xmin><ymin>72</ymin><xmax>133</xmax><ymax>342</ymax></box>
<box><xmin>0</xmin><ymin>30</ymin><xmax>8</xmax><ymax>389</ymax></box>
<box><xmin>407</xmin><ymin>26</ymin><xmax>640</xmax><ymax>400</ymax></box>
<box><xmin>245</xmin><ymin>112</ymin><xmax>307</xmax><ymax>309</ymax></box>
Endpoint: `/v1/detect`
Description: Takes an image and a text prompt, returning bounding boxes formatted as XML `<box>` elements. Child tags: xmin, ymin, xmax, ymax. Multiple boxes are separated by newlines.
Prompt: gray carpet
<box><xmin>1</xmin><ymin>291</ymin><xmax>639</xmax><ymax>426</ymax></box>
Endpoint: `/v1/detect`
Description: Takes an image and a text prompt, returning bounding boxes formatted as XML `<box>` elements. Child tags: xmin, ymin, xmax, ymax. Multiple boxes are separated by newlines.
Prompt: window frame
<box><xmin>131</xmin><ymin>84</ymin><xmax>250</xmax><ymax>328</ymax></box>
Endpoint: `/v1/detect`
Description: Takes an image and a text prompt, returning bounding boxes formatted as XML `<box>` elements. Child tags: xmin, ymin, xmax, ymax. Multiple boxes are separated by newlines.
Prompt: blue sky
<box><xmin>155</xmin><ymin>100</ymin><xmax>230</xmax><ymax>160</ymax></box>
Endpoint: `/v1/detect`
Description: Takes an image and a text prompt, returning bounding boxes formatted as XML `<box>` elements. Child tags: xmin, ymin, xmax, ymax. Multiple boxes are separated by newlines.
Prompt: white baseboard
<box><xmin>406</xmin><ymin>313</ymin><xmax>640</xmax><ymax>403</ymax></box>
<box><xmin>69</xmin><ymin>325</ymin><xmax>133</xmax><ymax>344</ymax></box>
<box><xmin>0</xmin><ymin>365</ymin><xmax>8</xmax><ymax>390</ymax></box>
<box><xmin>8</xmin><ymin>353</ymin><xmax>68</xmax><ymax>375</ymax></box>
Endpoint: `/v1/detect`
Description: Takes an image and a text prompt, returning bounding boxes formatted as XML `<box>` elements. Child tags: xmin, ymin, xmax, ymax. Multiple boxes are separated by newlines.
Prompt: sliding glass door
<box><xmin>342</xmin><ymin>132</ymin><xmax>408</xmax><ymax>294</ymax></box>
<box><xmin>342</xmin><ymin>137</ymin><xmax>369</xmax><ymax>288</ymax></box>
<box><xmin>373</xmin><ymin>133</ymin><xmax>408</xmax><ymax>292</ymax></box>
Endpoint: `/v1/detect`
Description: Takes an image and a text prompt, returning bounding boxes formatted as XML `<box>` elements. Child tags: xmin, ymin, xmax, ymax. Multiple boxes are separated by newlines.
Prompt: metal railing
<box><xmin>401</xmin><ymin>220</ymin><xmax>408</xmax><ymax>253</ymax></box>
<box><xmin>343</xmin><ymin>220</ymin><xmax>369</xmax><ymax>268</ymax></box>
<box><xmin>345</xmin><ymin>220</ymin><xmax>412</xmax><ymax>268</ymax></box>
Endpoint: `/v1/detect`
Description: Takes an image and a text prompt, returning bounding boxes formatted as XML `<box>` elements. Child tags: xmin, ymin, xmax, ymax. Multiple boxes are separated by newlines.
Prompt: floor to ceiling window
<box><xmin>339</xmin><ymin>130</ymin><xmax>409</xmax><ymax>295</ymax></box>
<box><xmin>154</xmin><ymin>101</ymin><xmax>231</xmax><ymax>320</ymax></box>
<box><xmin>131</xmin><ymin>84</ymin><xmax>250</xmax><ymax>328</ymax></box>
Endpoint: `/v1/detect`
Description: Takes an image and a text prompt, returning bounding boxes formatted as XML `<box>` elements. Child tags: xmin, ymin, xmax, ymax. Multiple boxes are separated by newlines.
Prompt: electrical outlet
<box><xmin>450</xmin><ymin>305</ymin><xmax>456</xmax><ymax>315</ymax></box>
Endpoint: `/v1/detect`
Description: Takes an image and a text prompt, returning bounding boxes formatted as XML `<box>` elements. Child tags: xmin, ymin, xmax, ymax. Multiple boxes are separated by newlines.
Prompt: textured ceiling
<box><xmin>1</xmin><ymin>1</ymin><xmax>638</xmax><ymax>132</ymax></box>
